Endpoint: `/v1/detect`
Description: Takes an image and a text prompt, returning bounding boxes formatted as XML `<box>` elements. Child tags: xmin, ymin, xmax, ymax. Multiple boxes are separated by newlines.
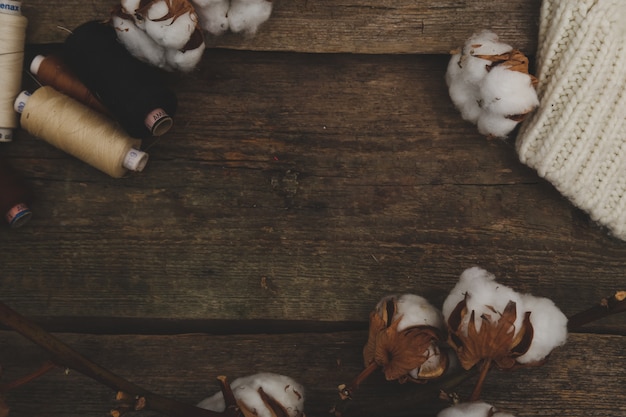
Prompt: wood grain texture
<box><xmin>1</xmin><ymin>331</ymin><xmax>624</xmax><ymax>417</ymax></box>
<box><xmin>22</xmin><ymin>0</ymin><xmax>541</xmax><ymax>54</ymax></box>
<box><xmin>2</xmin><ymin>51</ymin><xmax>625</xmax><ymax>331</ymax></box>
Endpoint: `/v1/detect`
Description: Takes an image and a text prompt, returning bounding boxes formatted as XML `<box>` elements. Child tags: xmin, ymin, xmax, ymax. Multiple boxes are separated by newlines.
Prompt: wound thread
<box><xmin>30</xmin><ymin>54</ymin><xmax>111</xmax><ymax>116</ymax></box>
<box><xmin>15</xmin><ymin>86</ymin><xmax>149</xmax><ymax>178</ymax></box>
<box><xmin>0</xmin><ymin>1</ymin><xmax>27</xmax><ymax>142</ymax></box>
<box><xmin>63</xmin><ymin>20</ymin><xmax>177</xmax><ymax>138</ymax></box>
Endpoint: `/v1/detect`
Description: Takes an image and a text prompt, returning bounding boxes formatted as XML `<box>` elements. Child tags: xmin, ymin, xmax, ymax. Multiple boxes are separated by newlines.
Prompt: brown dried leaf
<box><xmin>447</xmin><ymin>297</ymin><xmax>534</xmax><ymax>371</ymax></box>
<box><xmin>373</xmin><ymin>319</ymin><xmax>441</xmax><ymax>381</ymax></box>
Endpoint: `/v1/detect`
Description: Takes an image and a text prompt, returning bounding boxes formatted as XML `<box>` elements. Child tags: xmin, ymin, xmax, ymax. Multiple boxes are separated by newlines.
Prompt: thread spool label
<box><xmin>6</xmin><ymin>203</ymin><xmax>29</xmax><ymax>225</ymax></box>
<box><xmin>0</xmin><ymin>1</ymin><xmax>21</xmax><ymax>15</ymax></box>
<box><xmin>145</xmin><ymin>108</ymin><xmax>168</xmax><ymax>131</ymax></box>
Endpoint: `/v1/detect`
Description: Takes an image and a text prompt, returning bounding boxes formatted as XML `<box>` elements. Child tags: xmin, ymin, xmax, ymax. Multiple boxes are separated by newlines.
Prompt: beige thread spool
<box><xmin>14</xmin><ymin>86</ymin><xmax>149</xmax><ymax>178</ymax></box>
<box><xmin>0</xmin><ymin>0</ymin><xmax>27</xmax><ymax>142</ymax></box>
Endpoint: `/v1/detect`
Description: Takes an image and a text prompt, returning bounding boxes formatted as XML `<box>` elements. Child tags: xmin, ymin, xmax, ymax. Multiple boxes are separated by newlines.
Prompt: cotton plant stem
<box><xmin>566</xmin><ymin>291</ymin><xmax>626</xmax><ymax>331</ymax></box>
<box><xmin>334</xmin><ymin>368</ymin><xmax>477</xmax><ymax>417</ymax></box>
<box><xmin>468</xmin><ymin>359</ymin><xmax>492</xmax><ymax>402</ymax></box>
<box><xmin>0</xmin><ymin>361</ymin><xmax>57</xmax><ymax>392</ymax></box>
<box><xmin>0</xmin><ymin>300</ymin><xmax>223</xmax><ymax>417</ymax></box>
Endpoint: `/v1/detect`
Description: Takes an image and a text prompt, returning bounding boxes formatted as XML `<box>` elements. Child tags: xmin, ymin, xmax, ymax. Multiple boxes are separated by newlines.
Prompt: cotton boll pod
<box><xmin>191</xmin><ymin>0</ymin><xmax>230</xmax><ymax>35</ymax></box>
<box><xmin>228</xmin><ymin>0</ymin><xmax>274</xmax><ymax>35</ymax></box>
<box><xmin>197</xmin><ymin>373</ymin><xmax>305</xmax><ymax>417</ymax></box>
<box><xmin>446</xmin><ymin>30</ymin><xmax>538</xmax><ymax>138</ymax></box>
<box><xmin>437</xmin><ymin>401</ymin><xmax>516</xmax><ymax>417</ymax></box>
<box><xmin>141</xmin><ymin>0</ymin><xmax>200</xmax><ymax>50</ymax></box>
<box><xmin>442</xmin><ymin>267</ymin><xmax>526</xmax><ymax>340</ymax></box>
<box><xmin>111</xmin><ymin>8</ymin><xmax>168</xmax><ymax>69</ymax></box>
<box><xmin>114</xmin><ymin>0</ymin><xmax>205</xmax><ymax>72</ymax></box>
<box><xmin>443</xmin><ymin>267</ymin><xmax>567</xmax><ymax>400</ymax></box>
<box><xmin>363</xmin><ymin>294</ymin><xmax>448</xmax><ymax>382</ymax></box>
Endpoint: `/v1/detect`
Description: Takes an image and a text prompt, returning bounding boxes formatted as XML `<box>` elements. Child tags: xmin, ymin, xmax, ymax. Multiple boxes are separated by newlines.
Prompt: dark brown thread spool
<box><xmin>30</xmin><ymin>54</ymin><xmax>111</xmax><ymax>116</ymax></box>
<box><xmin>0</xmin><ymin>158</ymin><xmax>32</xmax><ymax>228</ymax></box>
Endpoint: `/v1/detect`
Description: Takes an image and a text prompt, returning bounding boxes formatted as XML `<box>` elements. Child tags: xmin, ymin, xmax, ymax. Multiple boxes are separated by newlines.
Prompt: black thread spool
<box><xmin>63</xmin><ymin>20</ymin><xmax>178</xmax><ymax>138</ymax></box>
<box><xmin>0</xmin><ymin>158</ymin><xmax>32</xmax><ymax>228</ymax></box>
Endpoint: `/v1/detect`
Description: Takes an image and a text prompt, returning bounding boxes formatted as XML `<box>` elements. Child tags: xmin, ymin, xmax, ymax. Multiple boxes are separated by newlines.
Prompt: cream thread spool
<box><xmin>0</xmin><ymin>0</ymin><xmax>27</xmax><ymax>142</ymax></box>
<box><xmin>14</xmin><ymin>87</ymin><xmax>149</xmax><ymax>178</ymax></box>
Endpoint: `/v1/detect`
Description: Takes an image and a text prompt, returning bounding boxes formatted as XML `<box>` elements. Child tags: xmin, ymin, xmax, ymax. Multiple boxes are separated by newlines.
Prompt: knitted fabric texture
<box><xmin>516</xmin><ymin>0</ymin><xmax>626</xmax><ymax>240</ymax></box>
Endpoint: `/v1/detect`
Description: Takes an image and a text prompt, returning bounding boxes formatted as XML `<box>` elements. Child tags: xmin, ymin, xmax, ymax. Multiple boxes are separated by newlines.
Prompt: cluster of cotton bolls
<box><xmin>111</xmin><ymin>0</ymin><xmax>273</xmax><ymax>71</ymax></box>
<box><xmin>442</xmin><ymin>266</ymin><xmax>568</xmax><ymax>366</ymax></box>
<box><xmin>438</xmin><ymin>401</ymin><xmax>516</xmax><ymax>417</ymax></box>
<box><xmin>446</xmin><ymin>30</ymin><xmax>539</xmax><ymax>138</ymax></box>
<box><xmin>112</xmin><ymin>0</ymin><xmax>206</xmax><ymax>72</ymax></box>
<box><xmin>340</xmin><ymin>266</ymin><xmax>568</xmax><ymax>416</ymax></box>
<box><xmin>191</xmin><ymin>0</ymin><xmax>274</xmax><ymax>36</ymax></box>
<box><xmin>197</xmin><ymin>372</ymin><xmax>305</xmax><ymax>417</ymax></box>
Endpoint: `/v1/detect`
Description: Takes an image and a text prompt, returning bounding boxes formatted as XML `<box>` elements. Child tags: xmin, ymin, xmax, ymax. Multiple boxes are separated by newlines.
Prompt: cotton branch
<box><xmin>567</xmin><ymin>291</ymin><xmax>626</xmax><ymax>331</ymax></box>
<box><xmin>0</xmin><ymin>300</ymin><xmax>238</xmax><ymax>417</ymax></box>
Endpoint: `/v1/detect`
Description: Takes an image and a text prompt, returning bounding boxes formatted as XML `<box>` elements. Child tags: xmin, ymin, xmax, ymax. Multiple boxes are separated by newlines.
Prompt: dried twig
<box><xmin>0</xmin><ymin>300</ymin><xmax>224</xmax><ymax>417</ymax></box>
<box><xmin>567</xmin><ymin>291</ymin><xmax>626</xmax><ymax>331</ymax></box>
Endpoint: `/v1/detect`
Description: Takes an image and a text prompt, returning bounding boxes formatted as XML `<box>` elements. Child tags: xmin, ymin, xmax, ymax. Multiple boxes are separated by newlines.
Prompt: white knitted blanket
<box><xmin>516</xmin><ymin>0</ymin><xmax>626</xmax><ymax>240</ymax></box>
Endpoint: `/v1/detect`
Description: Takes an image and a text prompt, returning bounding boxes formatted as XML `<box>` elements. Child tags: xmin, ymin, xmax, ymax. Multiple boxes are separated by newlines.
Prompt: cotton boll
<box><xmin>442</xmin><ymin>267</ymin><xmax>525</xmax><ymax>335</ymax></box>
<box><xmin>393</xmin><ymin>294</ymin><xmax>444</xmax><ymax>331</ymax></box>
<box><xmin>516</xmin><ymin>294</ymin><xmax>568</xmax><ymax>364</ymax></box>
<box><xmin>112</xmin><ymin>13</ymin><xmax>168</xmax><ymax>69</ymax></box>
<box><xmin>437</xmin><ymin>401</ymin><xmax>517</xmax><ymax>417</ymax></box>
<box><xmin>228</xmin><ymin>0</ymin><xmax>273</xmax><ymax>35</ymax></box>
<box><xmin>143</xmin><ymin>2</ymin><xmax>198</xmax><ymax>49</ymax></box>
<box><xmin>192</xmin><ymin>0</ymin><xmax>230</xmax><ymax>35</ymax></box>
<box><xmin>198</xmin><ymin>373</ymin><xmax>305</xmax><ymax>417</ymax></box>
<box><xmin>479</xmin><ymin>66</ymin><xmax>539</xmax><ymax>117</ymax></box>
<box><xmin>476</xmin><ymin>112</ymin><xmax>520</xmax><ymax>138</ymax></box>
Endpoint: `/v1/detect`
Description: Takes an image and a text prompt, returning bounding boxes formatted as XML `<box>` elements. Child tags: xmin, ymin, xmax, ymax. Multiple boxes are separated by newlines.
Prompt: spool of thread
<box><xmin>14</xmin><ymin>86</ymin><xmax>149</xmax><ymax>178</ymax></box>
<box><xmin>0</xmin><ymin>158</ymin><xmax>32</xmax><ymax>228</ymax></box>
<box><xmin>63</xmin><ymin>20</ymin><xmax>178</xmax><ymax>138</ymax></box>
<box><xmin>0</xmin><ymin>1</ymin><xmax>27</xmax><ymax>142</ymax></box>
<box><xmin>30</xmin><ymin>54</ymin><xmax>111</xmax><ymax>116</ymax></box>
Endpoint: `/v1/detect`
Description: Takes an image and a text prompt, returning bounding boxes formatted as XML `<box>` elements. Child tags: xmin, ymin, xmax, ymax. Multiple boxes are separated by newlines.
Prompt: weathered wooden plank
<box><xmin>22</xmin><ymin>0</ymin><xmax>540</xmax><ymax>54</ymax></box>
<box><xmin>1</xmin><ymin>331</ymin><xmax>624</xmax><ymax>417</ymax></box>
<box><xmin>1</xmin><ymin>50</ymin><xmax>625</xmax><ymax>329</ymax></box>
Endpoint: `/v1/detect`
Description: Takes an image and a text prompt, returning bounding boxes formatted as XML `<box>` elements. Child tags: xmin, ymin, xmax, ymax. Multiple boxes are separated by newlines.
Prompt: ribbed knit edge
<box><xmin>516</xmin><ymin>0</ymin><xmax>626</xmax><ymax>240</ymax></box>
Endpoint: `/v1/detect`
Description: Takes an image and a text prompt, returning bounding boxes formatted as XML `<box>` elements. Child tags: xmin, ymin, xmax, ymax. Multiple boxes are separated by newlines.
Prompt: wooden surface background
<box><xmin>1</xmin><ymin>1</ymin><xmax>625</xmax><ymax>417</ymax></box>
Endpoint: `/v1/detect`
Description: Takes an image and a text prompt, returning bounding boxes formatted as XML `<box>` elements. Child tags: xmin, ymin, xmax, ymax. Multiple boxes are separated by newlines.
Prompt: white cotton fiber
<box><xmin>442</xmin><ymin>267</ymin><xmax>525</xmax><ymax>335</ymax></box>
<box><xmin>443</xmin><ymin>267</ymin><xmax>568</xmax><ymax>365</ymax></box>
<box><xmin>438</xmin><ymin>401</ymin><xmax>516</xmax><ymax>417</ymax></box>
<box><xmin>144</xmin><ymin>2</ymin><xmax>198</xmax><ymax>49</ymax></box>
<box><xmin>516</xmin><ymin>294</ymin><xmax>568</xmax><ymax>364</ymax></box>
<box><xmin>197</xmin><ymin>373</ymin><xmax>305</xmax><ymax>417</ymax></box>
<box><xmin>391</xmin><ymin>294</ymin><xmax>444</xmax><ymax>331</ymax></box>
<box><xmin>227</xmin><ymin>0</ymin><xmax>273</xmax><ymax>35</ymax></box>
<box><xmin>112</xmin><ymin>14</ymin><xmax>167</xmax><ymax>69</ymax></box>
<box><xmin>476</xmin><ymin>112</ymin><xmax>520</xmax><ymax>138</ymax></box>
<box><xmin>479</xmin><ymin>66</ymin><xmax>539</xmax><ymax>117</ymax></box>
<box><xmin>445</xmin><ymin>30</ymin><xmax>538</xmax><ymax>138</ymax></box>
<box><xmin>165</xmin><ymin>40</ymin><xmax>206</xmax><ymax>72</ymax></box>
<box><xmin>463</xmin><ymin>30</ymin><xmax>513</xmax><ymax>57</ymax></box>
<box><xmin>191</xmin><ymin>0</ymin><xmax>230</xmax><ymax>35</ymax></box>
<box><xmin>113</xmin><ymin>0</ymin><xmax>205</xmax><ymax>72</ymax></box>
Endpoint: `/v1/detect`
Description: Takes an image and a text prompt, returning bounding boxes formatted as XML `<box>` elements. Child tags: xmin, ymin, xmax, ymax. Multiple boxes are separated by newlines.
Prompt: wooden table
<box><xmin>1</xmin><ymin>1</ymin><xmax>624</xmax><ymax>416</ymax></box>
